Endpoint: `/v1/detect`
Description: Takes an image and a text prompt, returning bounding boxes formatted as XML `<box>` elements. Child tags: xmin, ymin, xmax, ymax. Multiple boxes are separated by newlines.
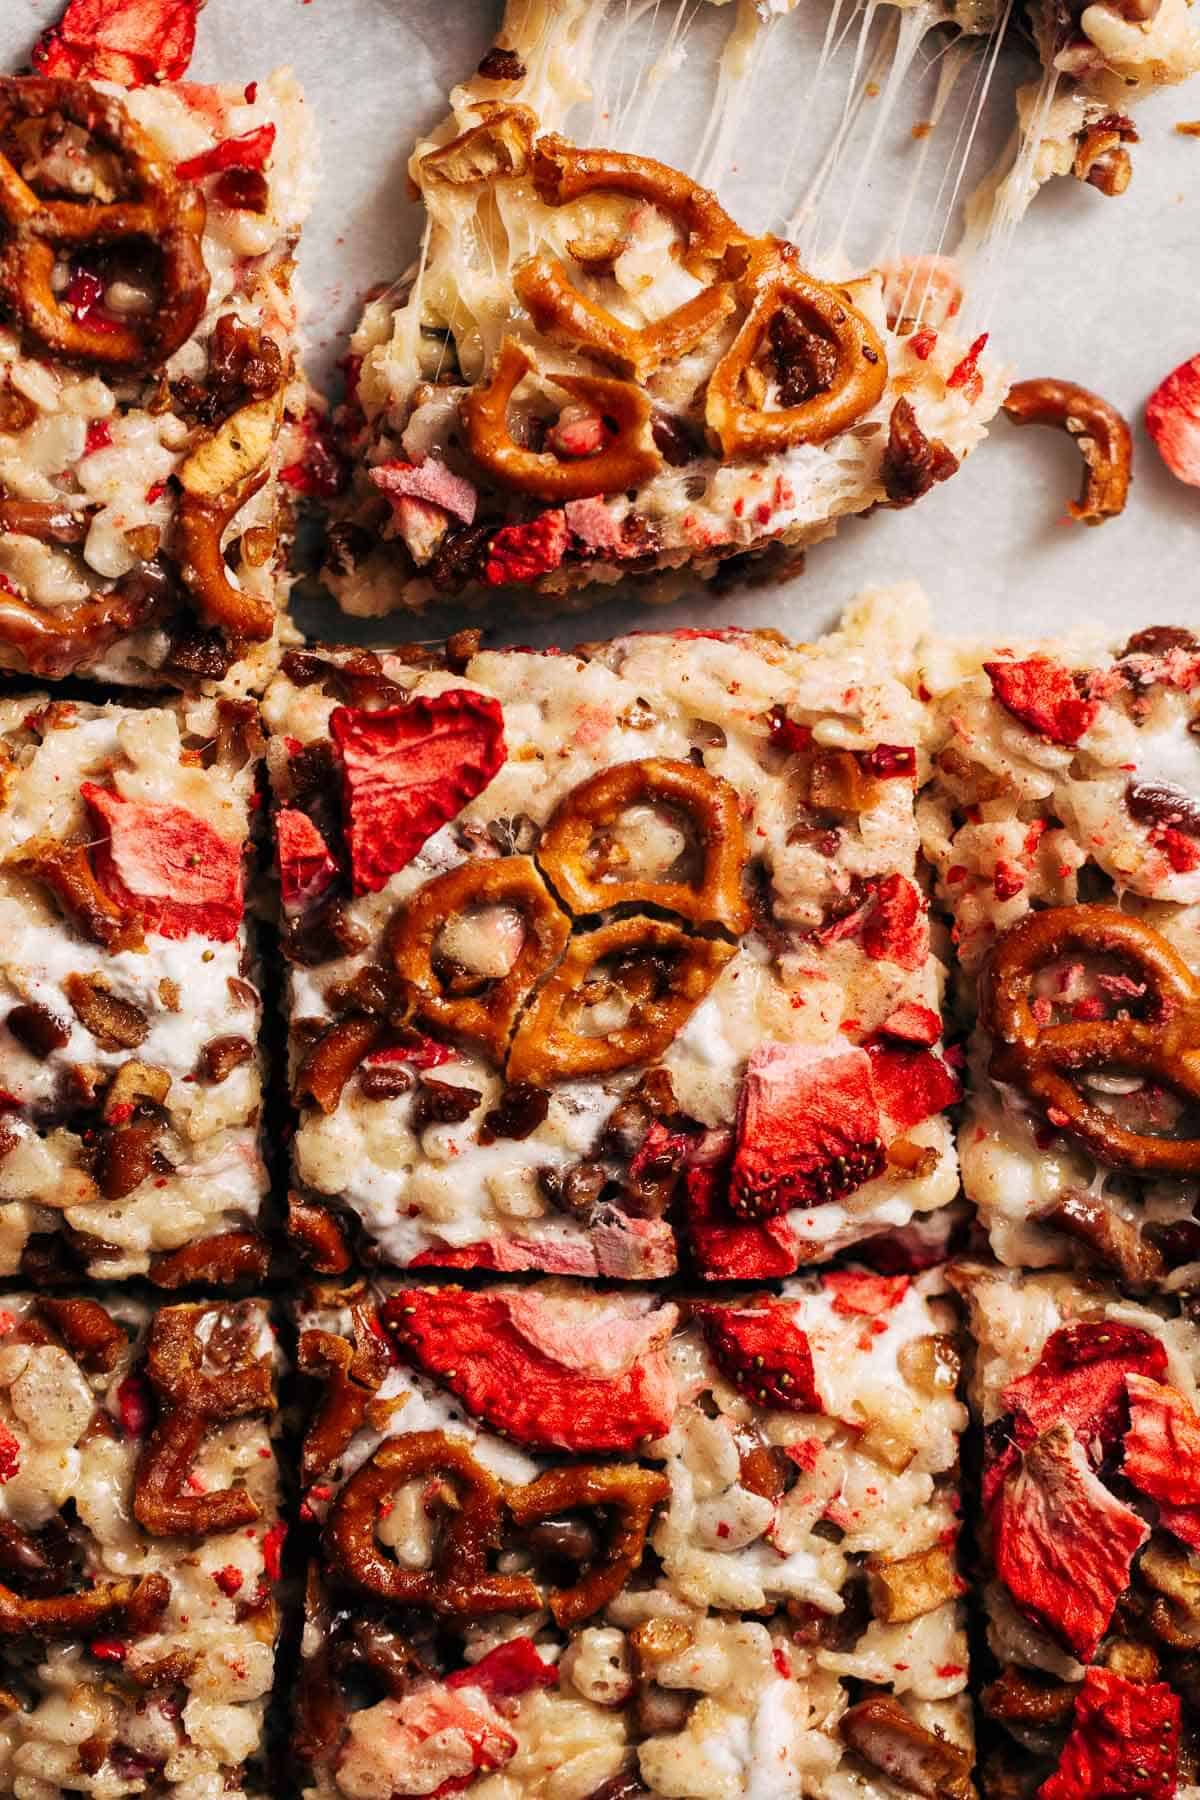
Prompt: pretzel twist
<box><xmin>537</xmin><ymin>757</ymin><xmax>749</xmax><ymax>932</ymax></box>
<box><xmin>514</xmin><ymin>253</ymin><xmax>738</xmax><ymax>384</ymax></box>
<box><xmin>981</xmin><ymin>904</ymin><xmax>1200</xmax><ymax>1176</ymax></box>
<box><xmin>177</xmin><ymin>389</ymin><xmax>283</xmax><ymax>642</ymax></box>
<box><xmin>0</xmin><ymin>78</ymin><xmax>209</xmax><ymax>369</ymax></box>
<box><xmin>507</xmin><ymin>1462</ymin><xmax>669</xmax><ymax>1626</ymax></box>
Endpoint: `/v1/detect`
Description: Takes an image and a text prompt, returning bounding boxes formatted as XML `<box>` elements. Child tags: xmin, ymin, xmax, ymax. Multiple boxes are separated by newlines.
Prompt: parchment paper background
<box><xmin>5</xmin><ymin>0</ymin><xmax>1198</xmax><ymax>648</ymax></box>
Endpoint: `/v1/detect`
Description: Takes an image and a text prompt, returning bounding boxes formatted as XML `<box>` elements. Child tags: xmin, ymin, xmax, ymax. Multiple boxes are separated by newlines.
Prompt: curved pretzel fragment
<box><xmin>514</xmin><ymin>254</ymin><xmax>737</xmax><ymax>384</ymax></box>
<box><xmin>706</xmin><ymin>242</ymin><xmax>887</xmax><ymax>456</ymax></box>
<box><xmin>300</xmin><ymin>1285</ymin><xmax>393</xmax><ymax>1482</ymax></box>
<box><xmin>981</xmin><ymin>904</ymin><xmax>1200</xmax><ymax>1176</ymax></box>
<box><xmin>323</xmin><ymin>1430</ymin><xmax>541</xmax><ymax>1616</ymax></box>
<box><xmin>537</xmin><ymin>757</ymin><xmax>749</xmax><ymax>932</ymax></box>
<box><xmin>9</xmin><ymin>833</ymin><xmax>145</xmax><ymax>951</ymax></box>
<box><xmin>507</xmin><ymin>915</ymin><xmax>735</xmax><ymax>1084</ymax></box>
<box><xmin>0</xmin><ymin>78</ymin><xmax>209</xmax><ymax>368</ymax></box>
<box><xmin>177</xmin><ymin>389</ymin><xmax>282</xmax><ymax>641</ymax></box>
<box><xmin>294</xmin><ymin>1016</ymin><xmax>384</xmax><ymax>1115</ymax></box>
<box><xmin>0</xmin><ymin>560</ymin><xmax>172</xmax><ymax>680</ymax></box>
<box><xmin>507</xmin><ymin>1462</ymin><xmax>669</xmax><ymax>1626</ymax></box>
<box><xmin>0</xmin><ymin>1571</ymin><xmax>169</xmax><ymax>1639</ymax></box>
<box><xmin>148</xmin><ymin>1231</ymin><xmax>271</xmax><ymax>1289</ymax></box>
<box><xmin>35</xmin><ymin>1295</ymin><xmax>125</xmax><ymax>1372</ymax></box>
<box><xmin>135</xmin><ymin>1304</ymin><xmax>275</xmax><ymax>1538</ymax></box>
<box><xmin>387</xmin><ymin>854</ymin><xmax>571</xmax><ymax>1063</ymax></box>
<box><xmin>1003</xmin><ymin>378</ymin><xmax>1132</xmax><ymax>525</ymax></box>
<box><xmin>461</xmin><ymin>336</ymin><xmax>660</xmax><ymax>500</ymax></box>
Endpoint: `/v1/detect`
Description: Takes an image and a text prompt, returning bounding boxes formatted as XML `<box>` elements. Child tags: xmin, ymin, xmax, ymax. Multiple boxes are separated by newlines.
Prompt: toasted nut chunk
<box><xmin>629</xmin><ymin>1618</ymin><xmax>693</xmax><ymax>1670</ymax></box>
<box><xmin>5</xmin><ymin>1002</ymin><xmax>69</xmax><ymax>1058</ymax></box>
<box><xmin>64</xmin><ymin>974</ymin><xmax>148</xmax><ymax>1051</ymax></box>
<box><xmin>980</xmin><ymin>1663</ymin><xmax>1076</xmax><ymax>1727</ymax></box>
<box><xmin>840</xmin><ymin>1695</ymin><xmax>972</xmax><ymax>1798</ymax></box>
<box><xmin>867</xmin><ymin>1543</ymin><xmax>963</xmax><ymax>1623</ymax></box>
<box><xmin>103</xmin><ymin>1060</ymin><xmax>171</xmax><ymax>1122</ymax></box>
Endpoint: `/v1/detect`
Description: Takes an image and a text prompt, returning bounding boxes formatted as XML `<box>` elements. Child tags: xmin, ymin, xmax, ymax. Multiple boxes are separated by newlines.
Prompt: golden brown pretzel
<box><xmin>537</xmin><ymin>757</ymin><xmax>749</xmax><ymax>932</ymax></box>
<box><xmin>981</xmin><ymin>904</ymin><xmax>1200</xmax><ymax>1176</ymax></box>
<box><xmin>1003</xmin><ymin>377</ymin><xmax>1132</xmax><ymax>526</ymax></box>
<box><xmin>0</xmin><ymin>563</ymin><xmax>170</xmax><ymax>680</ymax></box>
<box><xmin>135</xmin><ymin>1305</ymin><xmax>275</xmax><ymax>1538</ymax></box>
<box><xmin>322</xmin><ymin>1430</ymin><xmax>541</xmax><ymax>1616</ymax></box>
<box><xmin>299</xmin><ymin>1284</ymin><xmax>394</xmax><ymax>1483</ymax></box>
<box><xmin>0</xmin><ymin>78</ymin><xmax>209</xmax><ymax>369</ymax></box>
<box><xmin>507</xmin><ymin>1462</ymin><xmax>669</xmax><ymax>1626</ymax></box>
<box><xmin>506</xmin><ymin>914</ymin><xmax>735</xmax><ymax>1083</ymax></box>
<box><xmin>706</xmin><ymin>242</ymin><xmax>888</xmax><ymax>457</ymax></box>
<box><xmin>387</xmin><ymin>853</ymin><xmax>571</xmax><ymax>1063</ymax></box>
<box><xmin>177</xmin><ymin>390</ymin><xmax>283</xmax><ymax>641</ymax></box>
<box><xmin>0</xmin><ymin>1571</ymin><xmax>169</xmax><ymax>1639</ymax></box>
<box><xmin>461</xmin><ymin>336</ymin><xmax>660</xmax><ymax>500</ymax></box>
<box><xmin>9</xmin><ymin>833</ymin><xmax>146</xmax><ymax>951</ymax></box>
<box><xmin>514</xmin><ymin>254</ymin><xmax>737</xmax><ymax>384</ymax></box>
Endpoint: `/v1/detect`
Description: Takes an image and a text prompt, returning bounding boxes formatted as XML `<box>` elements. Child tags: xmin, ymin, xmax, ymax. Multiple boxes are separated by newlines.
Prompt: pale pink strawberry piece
<box><xmin>176</xmin><ymin>124</ymin><xmax>276</xmax><ymax>181</ymax></box>
<box><xmin>881</xmin><ymin>254</ymin><xmax>963</xmax><ymax>330</ymax></box>
<box><xmin>1146</xmin><ymin>354</ymin><xmax>1200</xmax><ymax>487</ymax></box>
<box><xmin>564</xmin><ymin>495</ymin><xmax>627</xmax><ymax>554</ymax></box>
<box><xmin>985</xmin><ymin>657</ymin><xmax>1098</xmax><ymax>745</ymax></box>
<box><xmin>684</xmin><ymin>1165</ymin><xmax>797</xmax><ymax>1281</ymax></box>
<box><xmin>865</xmin><ymin>1040</ymin><xmax>961</xmax><ymax>1131</ymax></box>
<box><xmin>861</xmin><ymin>874</ymin><xmax>928</xmax><ymax>969</ymax></box>
<box><xmin>275</xmin><ymin>808</ymin><xmax>338</xmax><ymax>911</ymax></box>
<box><xmin>446</xmin><ymin>1639</ymin><xmax>557</xmax><ymax>1702</ymax></box>
<box><xmin>484</xmin><ymin>511</ymin><xmax>569</xmax><ymax>586</ymax></box>
<box><xmin>329</xmin><ymin>692</ymin><xmax>506</xmax><ymax>894</ymax></box>
<box><xmin>82</xmin><ymin>782</ymin><xmax>243</xmax><ymax>941</ymax></box>
<box><xmin>383</xmin><ymin>1286</ymin><xmax>677</xmax><ymax>1452</ymax></box>
<box><xmin>1002</xmin><ymin>1322</ymin><xmax>1167</xmax><ymax>1458</ymax></box>
<box><xmin>878</xmin><ymin>1003</ymin><xmax>942</xmax><ymax>1047</ymax></box>
<box><xmin>338</xmin><ymin>1687</ymin><xmax>516</xmax><ymax>1797</ymax></box>
<box><xmin>992</xmin><ymin>1425</ymin><xmax>1149</xmax><ymax>1661</ymax></box>
<box><xmin>370</xmin><ymin>459</ymin><xmax>478</xmax><ymax>524</ymax></box>
<box><xmin>821</xmin><ymin>1270</ymin><xmax>910</xmax><ymax>1317</ymax></box>
<box><xmin>33</xmin><ymin>0</ymin><xmax>200</xmax><ymax>83</ymax></box>
<box><xmin>1040</xmin><ymin>1668</ymin><xmax>1180</xmax><ymax>1800</ymax></box>
<box><xmin>731</xmin><ymin>1044</ymin><xmax>884</xmax><ymax>1220</ymax></box>
<box><xmin>1123</xmin><ymin>1373</ymin><xmax>1200</xmax><ymax>1530</ymax></box>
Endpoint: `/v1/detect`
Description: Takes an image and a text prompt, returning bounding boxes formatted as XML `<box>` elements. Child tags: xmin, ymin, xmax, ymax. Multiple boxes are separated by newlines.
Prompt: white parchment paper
<box><xmin>5</xmin><ymin>0</ymin><xmax>1198</xmax><ymax>650</ymax></box>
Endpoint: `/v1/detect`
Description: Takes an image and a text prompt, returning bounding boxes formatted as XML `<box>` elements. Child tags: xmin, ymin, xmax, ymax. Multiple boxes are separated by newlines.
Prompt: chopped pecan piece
<box><xmin>981</xmin><ymin>1664</ymin><xmax>1077</xmax><ymax>1728</ymax></box>
<box><xmin>149</xmin><ymin>1233</ymin><xmax>270</xmax><ymax>1289</ymax></box>
<box><xmin>102</xmin><ymin>1060</ymin><xmax>170</xmax><ymax>1122</ymax></box>
<box><xmin>64</xmin><ymin>975</ymin><xmax>148</xmax><ymax>1051</ymax></box>
<box><xmin>5</xmin><ymin>1001</ymin><xmax>69</xmax><ymax>1058</ymax></box>
<box><xmin>95</xmin><ymin>1124</ymin><xmax>162</xmax><ymax>1200</ymax></box>
<box><xmin>11</xmin><ymin>837</ymin><xmax>144</xmax><ymax>952</ymax></box>
<box><xmin>840</xmin><ymin>1694</ymin><xmax>973</xmax><ymax>1798</ymax></box>
<box><xmin>880</xmin><ymin>397</ymin><xmax>958</xmax><ymax>506</ymax></box>
<box><xmin>197</xmin><ymin>1035</ymin><xmax>254</xmax><ymax>1083</ymax></box>
<box><xmin>1040</xmin><ymin>1191</ymin><xmax>1165</xmax><ymax>1288</ymax></box>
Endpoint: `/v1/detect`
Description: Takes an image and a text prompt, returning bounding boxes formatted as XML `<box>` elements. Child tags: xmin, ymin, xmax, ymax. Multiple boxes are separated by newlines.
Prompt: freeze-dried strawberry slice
<box><xmin>370</xmin><ymin>460</ymin><xmax>478</xmax><ymax>524</ymax></box>
<box><xmin>382</xmin><ymin>1287</ymin><xmax>676</xmax><ymax>1452</ymax></box>
<box><xmin>1039</xmin><ymin>1668</ymin><xmax>1180</xmax><ymax>1800</ymax></box>
<box><xmin>33</xmin><ymin>0</ymin><xmax>200</xmax><ymax>84</ymax></box>
<box><xmin>993</xmin><ymin>1424</ymin><xmax>1149</xmax><ymax>1661</ymax></box>
<box><xmin>683</xmin><ymin>1165</ymin><xmax>797</xmax><ymax>1280</ymax></box>
<box><xmin>865</xmin><ymin>1040</ymin><xmax>961</xmax><ymax>1131</ymax></box>
<box><xmin>695</xmin><ymin>1301</ymin><xmax>822</xmax><ymax>1412</ymax></box>
<box><xmin>984</xmin><ymin>657</ymin><xmax>1098</xmax><ymax>745</ymax></box>
<box><xmin>878</xmin><ymin>1002</ymin><xmax>942</xmax><ymax>1046</ymax></box>
<box><xmin>275</xmin><ymin>809</ymin><xmax>338</xmax><ymax>911</ymax></box>
<box><xmin>347</xmin><ymin>1686</ymin><xmax>516</xmax><ymax>1797</ymax></box>
<box><xmin>484</xmin><ymin>511</ymin><xmax>569</xmax><ymax>586</ymax></box>
<box><xmin>82</xmin><ymin>783</ymin><xmax>243</xmax><ymax>942</ymax></box>
<box><xmin>176</xmin><ymin>124</ymin><xmax>277</xmax><ymax>182</ymax></box>
<box><xmin>446</xmin><ymin>1639</ymin><xmax>557</xmax><ymax>1702</ymax></box>
<box><xmin>1146</xmin><ymin>354</ymin><xmax>1200</xmax><ymax>488</ymax></box>
<box><xmin>1002</xmin><ymin>1322</ymin><xmax>1167</xmax><ymax>1458</ymax></box>
<box><xmin>731</xmin><ymin>1044</ymin><xmax>884</xmax><ymax>1220</ymax></box>
<box><xmin>822</xmin><ymin>1270</ymin><xmax>909</xmax><ymax>1317</ymax></box>
<box><xmin>1123</xmin><ymin>1372</ymin><xmax>1200</xmax><ymax>1509</ymax></box>
<box><xmin>329</xmin><ymin>692</ymin><xmax>506</xmax><ymax>894</ymax></box>
<box><xmin>861</xmin><ymin>873</ymin><xmax>927</xmax><ymax>970</ymax></box>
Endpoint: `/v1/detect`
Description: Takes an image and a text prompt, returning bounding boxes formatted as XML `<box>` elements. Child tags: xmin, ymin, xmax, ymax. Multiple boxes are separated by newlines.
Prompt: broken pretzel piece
<box><xmin>1004</xmin><ymin>377</ymin><xmax>1132</xmax><ymax>524</ymax></box>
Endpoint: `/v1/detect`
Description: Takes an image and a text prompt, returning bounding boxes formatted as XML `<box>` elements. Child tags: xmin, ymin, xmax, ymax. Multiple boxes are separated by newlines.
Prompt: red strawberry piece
<box><xmin>329</xmin><ymin>692</ymin><xmax>506</xmax><ymax>895</ymax></box>
<box><xmin>84</xmin><ymin>420</ymin><xmax>114</xmax><ymax>456</ymax></box>
<box><xmin>946</xmin><ymin>331</ymin><xmax>988</xmax><ymax>396</ymax></box>
<box><xmin>370</xmin><ymin>460</ymin><xmax>478</xmax><ymax>525</ymax></box>
<box><xmin>864</xmin><ymin>1040</ymin><xmax>961</xmax><ymax>1131</ymax></box>
<box><xmin>32</xmin><ymin>0</ymin><xmax>200</xmax><ymax>84</ymax></box>
<box><xmin>176</xmin><ymin>124</ymin><xmax>277</xmax><ymax>183</ymax></box>
<box><xmin>213</xmin><ymin>1565</ymin><xmax>244</xmax><ymax>1597</ymax></box>
<box><xmin>1146</xmin><ymin>354</ymin><xmax>1200</xmax><ymax>487</ymax></box>
<box><xmin>992</xmin><ymin>1424</ymin><xmax>1149</xmax><ymax>1661</ymax></box>
<box><xmin>993</xmin><ymin>860</ymin><xmax>1025</xmax><ymax>901</ymax></box>
<box><xmin>877</xmin><ymin>1003</ymin><xmax>942</xmax><ymax>1047</ymax></box>
<box><xmin>383</xmin><ymin>1286</ymin><xmax>676</xmax><ymax>1453</ymax></box>
<box><xmin>1159</xmin><ymin>827</ymin><xmax>1200</xmax><ymax>874</ymax></box>
<box><xmin>1039</xmin><ymin>1668</ymin><xmax>1180</xmax><ymax>1800</ymax></box>
<box><xmin>89</xmin><ymin>1638</ymin><xmax>127</xmax><ymax>1662</ymax></box>
<box><xmin>860</xmin><ymin>744</ymin><xmax>916</xmax><ymax>780</ymax></box>
<box><xmin>861</xmin><ymin>874</ymin><xmax>927</xmax><ymax>970</ymax></box>
<box><xmin>1001</xmin><ymin>1321</ymin><xmax>1167</xmax><ymax>1458</ymax></box>
<box><xmin>0</xmin><ymin>1422</ymin><xmax>19</xmax><ymax>1483</ymax></box>
<box><xmin>1122</xmin><ymin>1374</ymin><xmax>1200</xmax><ymax>1550</ymax></box>
<box><xmin>484</xmin><ymin>511</ymin><xmax>569</xmax><ymax>586</ymax></box>
<box><xmin>767</xmin><ymin>706</ymin><xmax>813</xmax><ymax>755</ymax></box>
<box><xmin>446</xmin><ymin>1639</ymin><xmax>558</xmax><ymax>1702</ymax></box>
<box><xmin>275</xmin><ymin>808</ymin><xmax>338</xmax><ymax>911</ymax></box>
<box><xmin>82</xmin><ymin>783</ymin><xmax>244</xmax><ymax>942</ymax></box>
<box><xmin>368</xmin><ymin>1038</ymin><xmax>454</xmax><ymax>1071</ymax></box>
<box><xmin>564</xmin><ymin>496</ymin><xmax>627</xmax><ymax>555</ymax></box>
<box><xmin>116</xmin><ymin>1372</ymin><xmax>153</xmax><ymax>1438</ymax></box>
<box><xmin>694</xmin><ymin>1301</ymin><xmax>821</xmax><ymax>1413</ymax></box>
<box><xmin>821</xmin><ymin>1270</ymin><xmax>910</xmax><ymax>1317</ymax></box>
<box><xmin>731</xmin><ymin>1044</ymin><xmax>884</xmax><ymax>1220</ymax></box>
<box><xmin>683</xmin><ymin>1165</ymin><xmax>797</xmax><ymax>1281</ymax></box>
<box><xmin>261</xmin><ymin>1522</ymin><xmax>286</xmax><ymax>1583</ymax></box>
<box><xmin>984</xmin><ymin>657</ymin><xmax>1099</xmax><ymax>745</ymax></box>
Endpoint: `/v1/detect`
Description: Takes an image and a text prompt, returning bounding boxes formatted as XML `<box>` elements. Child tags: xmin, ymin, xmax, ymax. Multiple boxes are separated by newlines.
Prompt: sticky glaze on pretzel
<box><xmin>706</xmin><ymin>241</ymin><xmax>888</xmax><ymax>457</ymax></box>
<box><xmin>0</xmin><ymin>78</ymin><xmax>209</xmax><ymax>369</ymax></box>
<box><xmin>515</xmin><ymin>254</ymin><xmax>738</xmax><ymax>384</ymax></box>
<box><xmin>300</xmin><ymin>1283</ymin><xmax>394</xmax><ymax>1481</ymax></box>
<box><xmin>981</xmin><ymin>905</ymin><xmax>1200</xmax><ymax>1176</ymax></box>
<box><xmin>178</xmin><ymin>390</ymin><xmax>283</xmax><ymax>641</ymax></box>
<box><xmin>0</xmin><ymin>1571</ymin><xmax>169</xmax><ymax>1639</ymax></box>
<box><xmin>135</xmin><ymin>1304</ymin><xmax>274</xmax><ymax>1537</ymax></box>
<box><xmin>537</xmin><ymin>757</ymin><xmax>749</xmax><ymax>932</ymax></box>
<box><xmin>461</xmin><ymin>336</ymin><xmax>661</xmax><ymax>500</ymax></box>
<box><xmin>387</xmin><ymin>854</ymin><xmax>571</xmax><ymax>1063</ymax></box>
<box><xmin>0</xmin><ymin>563</ymin><xmax>170</xmax><ymax>680</ymax></box>
<box><xmin>323</xmin><ymin>1430</ymin><xmax>541</xmax><ymax>1616</ymax></box>
<box><xmin>508</xmin><ymin>1462</ymin><xmax>669</xmax><ymax>1626</ymax></box>
<box><xmin>507</xmin><ymin>914</ymin><xmax>735</xmax><ymax>1084</ymax></box>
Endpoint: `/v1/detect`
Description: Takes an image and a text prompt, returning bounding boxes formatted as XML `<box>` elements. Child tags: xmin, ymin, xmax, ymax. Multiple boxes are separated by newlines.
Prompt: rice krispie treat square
<box><xmin>292</xmin><ymin>1272</ymin><xmax>971</xmax><ymax>1799</ymax></box>
<box><xmin>952</xmin><ymin>1260</ymin><xmax>1200</xmax><ymax>1800</ymax></box>
<box><xmin>0</xmin><ymin>69</ymin><xmax>313</xmax><ymax>690</ymax></box>
<box><xmin>0</xmin><ymin>691</ymin><xmax>268</xmax><ymax>1284</ymax></box>
<box><xmin>0</xmin><ymin>1291</ymin><xmax>283</xmax><ymax>1800</ymax></box>
<box><xmin>265</xmin><ymin>595</ymin><xmax>961</xmax><ymax>1280</ymax></box>
<box><xmin>917</xmin><ymin>625</ymin><xmax>1200</xmax><ymax>1291</ymax></box>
